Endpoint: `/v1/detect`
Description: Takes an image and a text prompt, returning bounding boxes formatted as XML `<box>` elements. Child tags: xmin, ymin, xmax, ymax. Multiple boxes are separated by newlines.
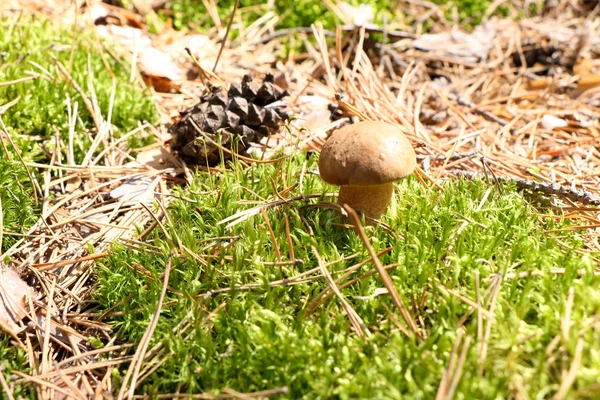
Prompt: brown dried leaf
<box><xmin>65</xmin><ymin>175</ymin><xmax>82</xmax><ymax>192</ymax></box>
<box><xmin>299</xmin><ymin>110</ymin><xmax>333</xmax><ymax>133</ymax></box>
<box><xmin>135</xmin><ymin>146</ymin><xmax>179</xmax><ymax>169</ymax></box>
<box><xmin>96</xmin><ymin>24</ymin><xmax>152</xmax><ymax>51</ymax></box>
<box><xmin>164</xmin><ymin>34</ymin><xmax>216</xmax><ymax>64</ymax></box>
<box><xmin>413</xmin><ymin>24</ymin><xmax>496</xmax><ymax>61</ymax></box>
<box><xmin>0</xmin><ymin>268</ymin><xmax>34</xmax><ymax>334</ymax></box>
<box><xmin>138</xmin><ymin>47</ymin><xmax>185</xmax><ymax>81</ymax></box>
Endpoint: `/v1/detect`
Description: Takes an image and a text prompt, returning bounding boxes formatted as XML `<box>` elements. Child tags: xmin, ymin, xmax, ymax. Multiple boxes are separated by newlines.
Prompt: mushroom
<box><xmin>318</xmin><ymin>121</ymin><xmax>416</xmax><ymax>219</ymax></box>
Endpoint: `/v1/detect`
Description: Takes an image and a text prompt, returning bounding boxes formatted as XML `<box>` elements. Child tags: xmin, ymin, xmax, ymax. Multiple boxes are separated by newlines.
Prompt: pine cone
<box><xmin>170</xmin><ymin>74</ymin><xmax>290</xmax><ymax>166</ymax></box>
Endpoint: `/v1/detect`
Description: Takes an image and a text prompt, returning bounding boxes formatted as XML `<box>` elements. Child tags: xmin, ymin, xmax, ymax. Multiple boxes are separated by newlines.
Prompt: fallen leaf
<box><xmin>298</xmin><ymin>110</ymin><xmax>332</xmax><ymax>133</ymax></box>
<box><xmin>164</xmin><ymin>34</ymin><xmax>216</xmax><ymax>64</ymax></box>
<box><xmin>87</xmin><ymin>2</ymin><xmax>144</xmax><ymax>28</ymax></box>
<box><xmin>573</xmin><ymin>57</ymin><xmax>594</xmax><ymax>76</ymax></box>
<box><xmin>96</xmin><ymin>24</ymin><xmax>152</xmax><ymax>51</ymax></box>
<box><xmin>413</xmin><ymin>23</ymin><xmax>496</xmax><ymax>61</ymax></box>
<box><xmin>138</xmin><ymin>47</ymin><xmax>185</xmax><ymax>81</ymax></box>
<box><xmin>0</xmin><ymin>268</ymin><xmax>34</xmax><ymax>334</ymax></box>
<box><xmin>527</xmin><ymin>77</ymin><xmax>553</xmax><ymax>90</ymax></box>
<box><xmin>135</xmin><ymin>145</ymin><xmax>180</xmax><ymax>169</ymax></box>
<box><xmin>297</xmin><ymin>95</ymin><xmax>331</xmax><ymax>108</ymax></box>
<box><xmin>65</xmin><ymin>175</ymin><xmax>82</xmax><ymax>192</ymax></box>
<box><xmin>110</xmin><ymin>176</ymin><xmax>156</xmax><ymax>202</ymax></box>
<box><xmin>52</xmin><ymin>376</ymin><xmax>87</xmax><ymax>400</ymax></box>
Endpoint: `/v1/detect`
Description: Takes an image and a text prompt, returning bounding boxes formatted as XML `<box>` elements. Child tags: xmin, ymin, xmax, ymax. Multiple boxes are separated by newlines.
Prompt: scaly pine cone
<box><xmin>170</xmin><ymin>74</ymin><xmax>290</xmax><ymax>166</ymax></box>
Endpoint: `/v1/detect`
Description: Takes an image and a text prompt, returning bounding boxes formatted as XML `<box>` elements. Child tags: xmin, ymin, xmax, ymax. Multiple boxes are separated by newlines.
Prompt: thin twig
<box><xmin>446</xmin><ymin>335</ymin><xmax>472</xmax><ymax>399</ymax></box>
<box><xmin>0</xmin><ymin>364</ymin><xmax>16</xmax><ymax>400</ymax></box>
<box><xmin>118</xmin><ymin>253</ymin><xmax>173</xmax><ymax>400</ymax></box>
<box><xmin>447</xmin><ymin>170</ymin><xmax>600</xmax><ymax>206</ymax></box>
<box><xmin>213</xmin><ymin>0</ymin><xmax>239</xmax><ymax>73</ymax></box>
<box><xmin>130</xmin><ymin>386</ymin><xmax>289</xmax><ymax>399</ymax></box>
<box><xmin>312</xmin><ymin>246</ymin><xmax>370</xmax><ymax>338</ymax></box>
<box><xmin>343</xmin><ymin>205</ymin><xmax>421</xmax><ymax>339</ymax></box>
<box><xmin>553</xmin><ymin>339</ymin><xmax>585</xmax><ymax>399</ymax></box>
<box><xmin>436</xmin><ymin>329</ymin><xmax>464</xmax><ymax>400</ymax></box>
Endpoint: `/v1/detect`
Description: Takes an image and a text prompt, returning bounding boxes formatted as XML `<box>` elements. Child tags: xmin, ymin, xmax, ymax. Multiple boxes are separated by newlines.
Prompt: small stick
<box><xmin>343</xmin><ymin>205</ymin><xmax>421</xmax><ymax>339</ymax></box>
<box><xmin>478</xmin><ymin>275</ymin><xmax>502</xmax><ymax>374</ymax></box>
<box><xmin>248</xmin><ymin>25</ymin><xmax>413</xmax><ymax>46</ymax></box>
<box><xmin>312</xmin><ymin>247</ymin><xmax>370</xmax><ymax>338</ymax></box>
<box><xmin>381</xmin><ymin>302</ymin><xmax>411</xmax><ymax>337</ymax></box>
<box><xmin>456</xmin><ymin>96</ymin><xmax>515</xmax><ymax>135</ymax></box>
<box><xmin>260</xmin><ymin>259</ymin><xmax>304</xmax><ymax>266</ymax></box>
<box><xmin>284</xmin><ymin>213</ymin><xmax>295</xmax><ymax>262</ymax></box>
<box><xmin>436</xmin><ymin>281</ymin><xmax>496</xmax><ymax>321</ymax></box>
<box><xmin>493</xmin><ymin>268</ymin><xmax>600</xmax><ymax>280</ymax></box>
<box><xmin>185</xmin><ymin>48</ymin><xmax>225</xmax><ymax>88</ymax></box>
<box><xmin>213</xmin><ymin>0</ymin><xmax>239</xmax><ymax>73</ymax></box>
<box><xmin>31</xmin><ymin>252</ymin><xmax>107</xmax><ymax>271</ymax></box>
<box><xmin>0</xmin><ymin>363</ymin><xmax>16</xmax><ymax>400</ymax></box>
<box><xmin>415</xmin><ymin>166</ymin><xmax>445</xmax><ymax>192</ymax></box>
<box><xmin>475</xmin><ymin>270</ymin><xmax>483</xmax><ymax>344</ymax></box>
<box><xmin>561</xmin><ymin>287</ymin><xmax>574</xmax><ymax>341</ymax></box>
<box><xmin>119</xmin><ymin>253</ymin><xmax>173</xmax><ymax>400</ymax></box>
<box><xmin>553</xmin><ymin>339</ymin><xmax>584</xmax><ymax>400</ymax></box>
<box><xmin>55</xmin><ymin>364</ymin><xmax>86</xmax><ymax>400</ymax></box>
<box><xmin>447</xmin><ymin>170</ymin><xmax>600</xmax><ymax>206</ymax></box>
<box><xmin>412</xmin><ymin>166</ymin><xmax>429</xmax><ymax>188</ymax></box>
<box><xmin>56</xmin><ymin>344</ymin><xmax>135</xmax><ymax>368</ymax></box>
<box><xmin>447</xmin><ymin>335</ymin><xmax>472</xmax><ymax>400</ymax></box>
<box><xmin>307</xmin><ymin>246</ymin><xmax>394</xmax><ymax>314</ymax></box>
<box><xmin>260</xmin><ymin>209</ymin><xmax>282</xmax><ymax>264</ymax></box>
<box><xmin>0</xmin><ymin>75</ymin><xmax>39</xmax><ymax>87</ymax></box>
<box><xmin>50</xmin><ymin>53</ymin><xmax>100</xmax><ymax>131</ymax></box>
<box><xmin>480</xmin><ymin>157</ymin><xmax>503</xmax><ymax>195</ymax></box>
<box><xmin>309</xmin><ymin>263</ymin><xmax>402</xmax><ymax>315</ymax></box>
<box><xmin>436</xmin><ymin>329</ymin><xmax>464</xmax><ymax>400</ymax></box>
<box><xmin>40</xmin><ymin>277</ymin><xmax>57</xmax><ymax>399</ymax></box>
<box><xmin>10</xmin><ymin>371</ymin><xmax>77</xmax><ymax>400</ymax></box>
<box><xmin>130</xmin><ymin>387</ymin><xmax>289</xmax><ymax>399</ymax></box>
<box><xmin>335</xmin><ymin>93</ymin><xmax>371</xmax><ymax>121</ymax></box>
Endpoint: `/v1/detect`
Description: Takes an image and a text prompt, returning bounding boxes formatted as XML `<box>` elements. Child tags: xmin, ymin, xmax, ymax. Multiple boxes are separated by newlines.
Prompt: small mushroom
<box><xmin>318</xmin><ymin>121</ymin><xmax>416</xmax><ymax>219</ymax></box>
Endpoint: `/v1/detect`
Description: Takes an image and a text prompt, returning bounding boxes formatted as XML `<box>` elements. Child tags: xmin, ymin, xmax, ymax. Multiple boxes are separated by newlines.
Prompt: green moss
<box><xmin>161</xmin><ymin>0</ymin><xmax>399</xmax><ymax>32</ymax></box>
<box><xmin>0</xmin><ymin>154</ymin><xmax>37</xmax><ymax>252</ymax></box>
<box><xmin>160</xmin><ymin>0</ymin><xmax>543</xmax><ymax>33</ymax></box>
<box><xmin>0</xmin><ymin>16</ymin><xmax>157</xmax><ymax>162</ymax></box>
<box><xmin>0</xmin><ymin>336</ymin><xmax>33</xmax><ymax>399</ymax></box>
<box><xmin>430</xmin><ymin>0</ymin><xmax>545</xmax><ymax>28</ymax></box>
<box><xmin>96</xmin><ymin>153</ymin><xmax>599</xmax><ymax>398</ymax></box>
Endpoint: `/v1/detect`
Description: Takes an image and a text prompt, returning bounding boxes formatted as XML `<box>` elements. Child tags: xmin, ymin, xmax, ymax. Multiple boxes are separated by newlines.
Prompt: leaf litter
<box><xmin>1</xmin><ymin>0</ymin><xmax>600</xmax><ymax>397</ymax></box>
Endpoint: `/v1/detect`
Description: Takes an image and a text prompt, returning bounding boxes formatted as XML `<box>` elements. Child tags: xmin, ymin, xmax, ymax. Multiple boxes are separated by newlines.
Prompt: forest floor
<box><xmin>1</xmin><ymin>0</ymin><xmax>600</xmax><ymax>398</ymax></box>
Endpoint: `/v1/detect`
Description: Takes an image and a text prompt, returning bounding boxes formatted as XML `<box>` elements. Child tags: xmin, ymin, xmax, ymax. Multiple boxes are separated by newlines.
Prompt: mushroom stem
<box><xmin>338</xmin><ymin>183</ymin><xmax>394</xmax><ymax>219</ymax></box>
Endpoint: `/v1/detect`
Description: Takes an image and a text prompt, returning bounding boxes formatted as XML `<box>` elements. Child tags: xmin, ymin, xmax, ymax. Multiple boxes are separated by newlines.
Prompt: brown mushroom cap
<box><xmin>319</xmin><ymin>121</ymin><xmax>416</xmax><ymax>186</ymax></box>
